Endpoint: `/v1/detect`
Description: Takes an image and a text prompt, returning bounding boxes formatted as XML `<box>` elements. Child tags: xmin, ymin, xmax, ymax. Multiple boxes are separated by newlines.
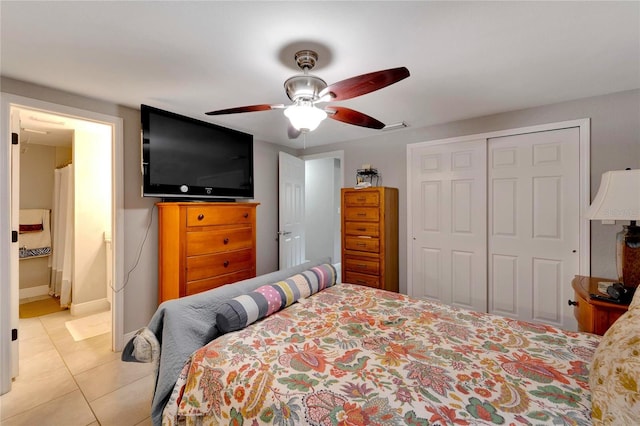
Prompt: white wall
<box><xmin>73</xmin><ymin>125</ymin><xmax>112</xmax><ymax>306</ymax></box>
<box><xmin>19</xmin><ymin>144</ymin><xmax>55</xmax><ymax>292</ymax></box>
<box><xmin>305</xmin><ymin>157</ymin><xmax>338</xmax><ymax>262</ymax></box>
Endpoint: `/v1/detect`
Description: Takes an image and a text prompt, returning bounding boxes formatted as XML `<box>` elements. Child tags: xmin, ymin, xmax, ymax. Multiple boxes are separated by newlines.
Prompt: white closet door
<box><xmin>410</xmin><ymin>139</ymin><xmax>487</xmax><ymax>312</ymax></box>
<box><xmin>488</xmin><ymin>128</ymin><xmax>579</xmax><ymax>329</ymax></box>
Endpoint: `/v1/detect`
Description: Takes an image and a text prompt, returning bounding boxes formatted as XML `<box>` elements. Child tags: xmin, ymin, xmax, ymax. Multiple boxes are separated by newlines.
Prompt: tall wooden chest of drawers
<box><xmin>341</xmin><ymin>187</ymin><xmax>398</xmax><ymax>292</ymax></box>
<box><xmin>157</xmin><ymin>202</ymin><xmax>259</xmax><ymax>303</ymax></box>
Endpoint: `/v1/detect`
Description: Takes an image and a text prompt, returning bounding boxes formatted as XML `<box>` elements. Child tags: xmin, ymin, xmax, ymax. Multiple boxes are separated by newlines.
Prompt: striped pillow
<box><xmin>216</xmin><ymin>263</ymin><xmax>337</xmax><ymax>333</ymax></box>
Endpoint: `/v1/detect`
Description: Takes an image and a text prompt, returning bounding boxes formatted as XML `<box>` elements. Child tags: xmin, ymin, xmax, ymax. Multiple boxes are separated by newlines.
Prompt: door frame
<box><xmin>406</xmin><ymin>118</ymin><xmax>591</xmax><ymax>297</ymax></box>
<box><xmin>0</xmin><ymin>93</ymin><xmax>124</xmax><ymax>394</ymax></box>
<box><xmin>277</xmin><ymin>150</ymin><xmax>345</xmax><ymax>269</ymax></box>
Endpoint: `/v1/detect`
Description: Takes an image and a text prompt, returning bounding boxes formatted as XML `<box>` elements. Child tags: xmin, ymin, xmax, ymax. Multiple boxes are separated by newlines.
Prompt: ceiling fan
<box><xmin>206</xmin><ymin>50</ymin><xmax>410</xmax><ymax>139</ymax></box>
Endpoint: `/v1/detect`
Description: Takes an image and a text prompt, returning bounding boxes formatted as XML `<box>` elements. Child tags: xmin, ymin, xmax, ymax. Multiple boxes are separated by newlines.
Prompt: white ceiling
<box><xmin>1</xmin><ymin>1</ymin><xmax>639</xmax><ymax>148</ymax></box>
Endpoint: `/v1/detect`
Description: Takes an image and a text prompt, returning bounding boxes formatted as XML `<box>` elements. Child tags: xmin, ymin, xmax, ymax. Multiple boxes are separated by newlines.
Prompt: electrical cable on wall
<box><xmin>110</xmin><ymin>204</ymin><xmax>155</xmax><ymax>294</ymax></box>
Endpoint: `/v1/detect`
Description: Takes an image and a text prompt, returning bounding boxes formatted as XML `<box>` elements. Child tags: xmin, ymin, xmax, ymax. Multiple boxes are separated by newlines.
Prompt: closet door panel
<box><xmin>491</xmin><ymin>254</ymin><xmax>519</xmax><ymax>316</ymax></box>
<box><xmin>410</xmin><ymin>140</ymin><xmax>487</xmax><ymax>312</ymax></box>
<box><xmin>488</xmin><ymin>128</ymin><xmax>579</xmax><ymax>329</ymax></box>
<box><xmin>413</xmin><ymin>247</ymin><xmax>441</xmax><ymax>299</ymax></box>
<box><xmin>532</xmin><ymin>258</ymin><xmax>562</xmax><ymax>324</ymax></box>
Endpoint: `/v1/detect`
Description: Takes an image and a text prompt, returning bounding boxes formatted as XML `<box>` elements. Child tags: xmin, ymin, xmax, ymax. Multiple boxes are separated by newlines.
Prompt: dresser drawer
<box><xmin>344</xmin><ymin>256</ymin><xmax>380</xmax><ymax>275</ymax></box>
<box><xmin>345</xmin><ymin>236</ymin><xmax>379</xmax><ymax>253</ymax></box>
<box><xmin>186</xmin><ymin>227</ymin><xmax>253</xmax><ymax>256</ymax></box>
<box><xmin>344</xmin><ymin>221</ymin><xmax>379</xmax><ymax>237</ymax></box>
<box><xmin>186</xmin><ymin>269</ymin><xmax>255</xmax><ymax>296</ymax></box>
<box><xmin>344</xmin><ymin>271</ymin><xmax>381</xmax><ymax>288</ymax></box>
<box><xmin>344</xmin><ymin>191</ymin><xmax>380</xmax><ymax>207</ymax></box>
<box><xmin>186</xmin><ymin>248</ymin><xmax>253</xmax><ymax>281</ymax></box>
<box><xmin>186</xmin><ymin>206</ymin><xmax>254</xmax><ymax>227</ymax></box>
<box><xmin>344</xmin><ymin>207</ymin><xmax>379</xmax><ymax>222</ymax></box>
<box><xmin>573</xmin><ymin>291</ymin><xmax>593</xmax><ymax>333</ymax></box>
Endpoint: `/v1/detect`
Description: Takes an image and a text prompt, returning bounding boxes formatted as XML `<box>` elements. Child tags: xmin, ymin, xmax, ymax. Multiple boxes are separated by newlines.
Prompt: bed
<box><xmin>124</xmin><ymin>259</ymin><xmax>640</xmax><ymax>425</ymax></box>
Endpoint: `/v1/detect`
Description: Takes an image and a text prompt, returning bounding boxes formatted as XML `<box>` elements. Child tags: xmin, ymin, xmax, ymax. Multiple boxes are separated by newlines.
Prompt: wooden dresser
<box><xmin>341</xmin><ymin>187</ymin><xmax>398</xmax><ymax>292</ymax></box>
<box><xmin>157</xmin><ymin>202</ymin><xmax>258</xmax><ymax>303</ymax></box>
<box><xmin>570</xmin><ymin>275</ymin><xmax>629</xmax><ymax>335</ymax></box>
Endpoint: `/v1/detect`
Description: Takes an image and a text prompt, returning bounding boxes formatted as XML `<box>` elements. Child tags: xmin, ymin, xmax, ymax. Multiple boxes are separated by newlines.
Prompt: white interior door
<box><xmin>488</xmin><ymin>128</ymin><xmax>580</xmax><ymax>329</ymax></box>
<box><xmin>278</xmin><ymin>152</ymin><xmax>305</xmax><ymax>269</ymax></box>
<box><xmin>410</xmin><ymin>139</ymin><xmax>487</xmax><ymax>312</ymax></box>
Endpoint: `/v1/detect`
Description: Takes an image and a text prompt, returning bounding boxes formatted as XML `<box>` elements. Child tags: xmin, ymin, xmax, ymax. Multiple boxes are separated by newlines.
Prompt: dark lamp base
<box><xmin>617</xmin><ymin>224</ymin><xmax>640</xmax><ymax>288</ymax></box>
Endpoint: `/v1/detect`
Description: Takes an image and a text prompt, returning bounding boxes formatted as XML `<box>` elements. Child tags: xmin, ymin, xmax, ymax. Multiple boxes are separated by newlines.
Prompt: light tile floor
<box><xmin>0</xmin><ymin>309</ymin><xmax>155</xmax><ymax>426</ymax></box>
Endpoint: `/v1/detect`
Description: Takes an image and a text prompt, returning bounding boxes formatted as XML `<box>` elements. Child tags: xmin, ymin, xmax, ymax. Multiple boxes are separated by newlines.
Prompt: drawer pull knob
<box><xmin>223</xmin><ymin>238</ymin><xmax>229</xmax><ymax>244</ymax></box>
<box><xmin>567</xmin><ymin>300</ymin><xmax>578</xmax><ymax>306</ymax></box>
<box><xmin>357</xmin><ymin>228</ymin><xmax>366</xmax><ymax>231</ymax></box>
<box><xmin>243</xmin><ymin>213</ymin><xmax>249</xmax><ymax>218</ymax></box>
<box><xmin>357</xmin><ymin>213</ymin><xmax>367</xmax><ymax>216</ymax></box>
<box><xmin>223</xmin><ymin>260</ymin><xmax>230</xmax><ymax>267</ymax></box>
<box><xmin>197</xmin><ymin>214</ymin><xmax>204</xmax><ymax>220</ymax></box>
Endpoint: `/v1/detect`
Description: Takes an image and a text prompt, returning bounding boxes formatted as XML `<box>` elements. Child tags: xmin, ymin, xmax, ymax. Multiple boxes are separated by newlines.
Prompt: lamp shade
<box><xmin>284</xmin><ymin>103</ymin><xmax>327</xmax><ymax>132</ymax></box>
<box><xmin>584</xmin><ymin>169</ymin><xmax>640</xmax><ymax>220</ymax></box>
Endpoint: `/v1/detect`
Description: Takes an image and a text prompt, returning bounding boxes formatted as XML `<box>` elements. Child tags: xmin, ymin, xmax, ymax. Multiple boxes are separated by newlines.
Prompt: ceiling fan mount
<box><xmin>294</xmin><ymin>49</ymin><xmax>319</xmax><ymax>71</ymax></box>
<box><xmin>206</xmin><ymin>49</ymin><xmax>410</xmax><ymax>139</ymax></box>
<box><xmin>285</xmin><ymin>50</ymin><xmax>327</xmax><ymax>102</ymax></box>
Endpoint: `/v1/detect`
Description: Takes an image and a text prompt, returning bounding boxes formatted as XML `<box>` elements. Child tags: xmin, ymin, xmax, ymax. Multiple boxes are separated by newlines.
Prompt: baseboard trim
<box><xmin>70</xmin><ymin>298</ymin><xmax>111</xmax><ymax>317</ymax></box>
<box><xmin>19</xmin><ymin>285</ymin><xmax>49</xmax><ymax>300</ymax></box>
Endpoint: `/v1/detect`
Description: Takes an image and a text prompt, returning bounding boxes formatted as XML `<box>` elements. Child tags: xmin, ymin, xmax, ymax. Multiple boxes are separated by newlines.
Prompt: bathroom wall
<box><xmin>19</xmin><ymin>143</ymin><xmax>71</xmax><ymax>298</ymax></box>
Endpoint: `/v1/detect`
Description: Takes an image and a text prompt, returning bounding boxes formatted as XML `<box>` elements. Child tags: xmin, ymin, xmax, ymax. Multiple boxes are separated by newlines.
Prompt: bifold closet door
<box><xmin>410</xmin><ymin>139</ymin><xmax>487</xmax><ymax>312</ymax></box>
<box><xmin>488</xmin><ymin>128</ymin><xmax>580</xmax><ymax>329</ymax></box>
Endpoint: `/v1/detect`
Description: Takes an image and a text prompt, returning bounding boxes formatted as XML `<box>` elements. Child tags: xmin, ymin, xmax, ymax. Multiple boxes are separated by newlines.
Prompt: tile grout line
<box><xmin>41</xmin><ymin>315</ymin><xmax>103</xmax><ymax>425</ymax></box>
<box><xmin>0</xmin><ymin>316</ymin><xmax>92</xmax><ymax>424</ymax></box>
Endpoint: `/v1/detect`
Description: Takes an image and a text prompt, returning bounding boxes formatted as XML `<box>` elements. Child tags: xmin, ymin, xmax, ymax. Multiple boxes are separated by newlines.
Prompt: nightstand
<box><xmin>570</xmin><ymin>275</ymin><xmax>630</xmax><ymax>335</ymax></box>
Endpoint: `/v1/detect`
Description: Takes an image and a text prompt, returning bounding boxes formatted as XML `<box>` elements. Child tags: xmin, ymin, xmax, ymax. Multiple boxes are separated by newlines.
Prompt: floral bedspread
<box><xmin>163</xmin><ymin>283</ymin><xmax>600</xmax><ymax>425</ymax></box>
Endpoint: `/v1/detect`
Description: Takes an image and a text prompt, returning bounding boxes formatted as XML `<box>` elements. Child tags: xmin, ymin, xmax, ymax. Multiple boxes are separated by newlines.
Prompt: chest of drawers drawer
<box><xmin>186</xmin><ymin>248</ymin><xmax>253</xmax><ymax>281</ymax></box>
<box><xmin>186</xmin><ymin>226</ymin><xmax>253</xmax><ymax>256</ymax></box>
<box><xmin>186</xmin><ymin>206</ymin><xmax>254</xmax><ymax>227</ymax></box>
<box><xmin>344</xmin><ymin>191</ymin><xmax>380</xmax><ymax>207</ymax></box>
<box><xmin>344</xmin><ymin>271</ymin><xmax>381</xmax><ymax>289</ymax></box>
<box><xmin>344</xmin><ymin>222</ymin><xmax>379</xmax><ymax>237</ymax></box>
<box><xmin>344</xmin><ymin>207</ymin><xmax>379</xmax><ymax>222</ymax></box>
<box><xmin>185</xmin><ymin>269</ymin><xmax>254</xmax><ymax>297</ymax></box>
<box><xmin>344</xmin><ymin>236</ymin><xmax>379</xmax><ymax>253</ymax></box>
<box><xmin>344</xmin><ymin>256</ymin><xmax>380</xmax><ymax>275</ymax></box>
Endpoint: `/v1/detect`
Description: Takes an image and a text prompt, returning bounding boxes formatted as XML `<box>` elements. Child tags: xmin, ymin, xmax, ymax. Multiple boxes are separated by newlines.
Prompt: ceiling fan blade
<box><xmin>320</xmin><ymin>67</ymin><xmax>410</xmax><ymax>101</ymax></box>
<box><xmin>326</xmin><ymin>107</ymin><xmax>385</xmax><ymax>129</ymax></box>
<box><xmin>205</xmin><ymin>104</ymin><xmax>284</xmax><ymax>115</ymax></box>
<box><xmin>288</xmin><ymin>124</ymin><xmax>302</xmax><ymax>139</ymax></box>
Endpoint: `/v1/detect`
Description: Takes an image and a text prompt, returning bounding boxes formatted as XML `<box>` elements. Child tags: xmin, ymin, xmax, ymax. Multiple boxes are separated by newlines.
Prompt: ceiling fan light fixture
<box><xmin>284</xmin><ymin>101</ymin><xmax>327</xmax><ymax>132</ymax></box>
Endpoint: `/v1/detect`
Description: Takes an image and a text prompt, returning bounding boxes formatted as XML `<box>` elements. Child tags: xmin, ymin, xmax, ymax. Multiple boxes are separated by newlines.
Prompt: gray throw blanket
<box><xmin>121</xmin><ymin>258</ymin><xmax>330</xmax><ymax>426</ymax></box>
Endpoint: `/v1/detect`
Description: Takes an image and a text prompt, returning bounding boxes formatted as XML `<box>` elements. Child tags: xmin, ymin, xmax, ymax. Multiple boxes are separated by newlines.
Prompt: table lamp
<box><xmin>585</xmin><ymin>169</ymin><xmax>640</xmax><ymax>288</ymax></box>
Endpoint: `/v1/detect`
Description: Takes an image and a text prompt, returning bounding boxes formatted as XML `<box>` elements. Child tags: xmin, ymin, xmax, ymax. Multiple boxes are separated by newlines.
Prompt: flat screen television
<box><xmin>141</xmin><ymin>104</ymin><xmax>254</xmax><ymax>200</ymax></box>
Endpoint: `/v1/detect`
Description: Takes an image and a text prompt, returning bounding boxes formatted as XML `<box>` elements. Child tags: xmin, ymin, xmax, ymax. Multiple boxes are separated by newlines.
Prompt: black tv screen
<box><xmin>141</xmin><ymin>105</ymin><xmax>254</xmax><ymax>200</ymax></box>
